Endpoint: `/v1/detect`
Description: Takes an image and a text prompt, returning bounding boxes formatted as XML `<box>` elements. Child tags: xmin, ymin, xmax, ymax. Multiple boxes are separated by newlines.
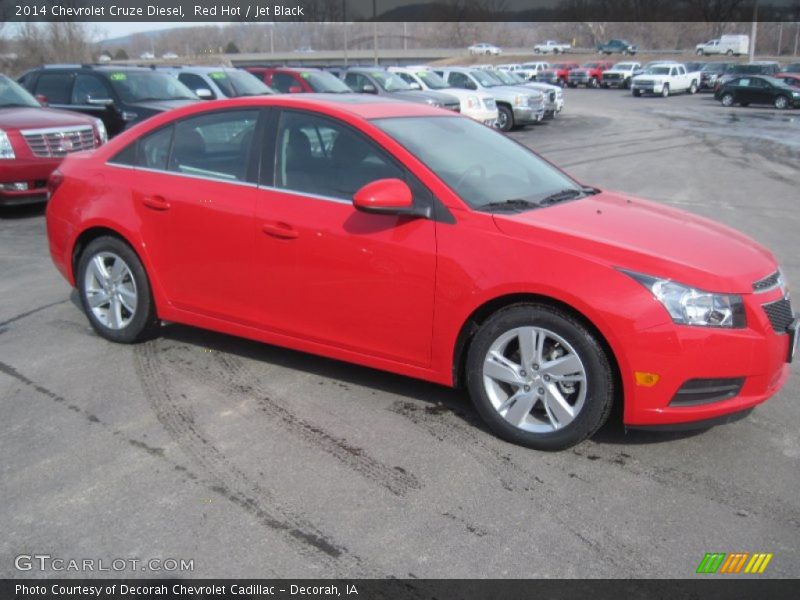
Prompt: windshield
<box><xmin>414</xmin><ymin>70</ymin><xmax>450</xmax><ymax>89</ymax></box>
<box><xmin>208</xmin><ymin>70</ymin><xmax>273</xmax><ymax>97</ymax></box>
<box><xmin>369</xmin><ymin>71</ymin><xmax>412</xmax><ymax>92</ymax></box>
<box><xmin>373</xmin><ymin>116</ymin><xmax>582</xmax><ymax>211</ymax></box>
<box><xmin>0</xmin><ymin>75</ymin><xmax>40</xmax><ymax>108</ymax></box>
<box><xmin>108</xmin><ymin>71</ymin><xmax>197</xmax><ymax>102</ymax></box>
<box><xmin>644</xmin><ymin>66</ymin><xmax>671</xmax><ymax>75</ymax></box>
<box><xmin>300</xmin><ymin>71</ymin><xmax>351</xmax><ymax>93</ymax></box>
<box><xmin>490</xmin><ymin>70</ymin><xmax>517</xmax><ymax>85</ymax></box>
<box><xmin>613</xmin><ymin>63</ymin><xmax>636</xmax><ymax>70</ymax></box>
<box><xmin>469</xmin><ymin>70</ymin><xmax>501</xmax><ymax>87</ymax></box>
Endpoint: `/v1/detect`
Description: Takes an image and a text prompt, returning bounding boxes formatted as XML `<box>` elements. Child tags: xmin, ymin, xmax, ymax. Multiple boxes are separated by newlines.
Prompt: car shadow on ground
<box><xmin>0</xmin><ymin>203</ymin><xmax>46</xmax><ymax>219</ymax></box>
<box><xmin>144</xmin><ymin>320</ymin><xmax>707</xmax><ymax>450</ymax></box>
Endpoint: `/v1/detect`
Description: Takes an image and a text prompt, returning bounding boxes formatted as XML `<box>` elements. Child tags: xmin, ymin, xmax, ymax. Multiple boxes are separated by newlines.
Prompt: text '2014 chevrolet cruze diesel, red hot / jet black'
<box><xmin>45</xmin><ymin>94</ymin><xmax>797</xmax><ymax>450</ymax></box>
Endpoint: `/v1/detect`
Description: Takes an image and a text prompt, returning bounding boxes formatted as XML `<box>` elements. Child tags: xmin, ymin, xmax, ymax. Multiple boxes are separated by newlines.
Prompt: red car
<box><xmin>246</xmin><ymin>67</ymin><xmax>352</xmax><ymax>94</ymax></box>
<box><xmin>567</xmin><ymin>61</ymin><xmax>614</xmax><ymax>88</ymax></box>
<box><xmin>0</xmin><ymin>75</ymin><xmax>106</xmax><ymax>207</ymax></box>
<box><xmin>45</xmin><ymin>96</ymin><xmax>797</xmax><ymax>450</ymax></box>
<box><xmin>537</xmin><ymin>62</ymin><xmax>580</xmax><ymax>86</ymax></box>
<box><xmin>774</xmin><ymin>73</ymin><xmax>800</xmax><ymax>89</ymax></box>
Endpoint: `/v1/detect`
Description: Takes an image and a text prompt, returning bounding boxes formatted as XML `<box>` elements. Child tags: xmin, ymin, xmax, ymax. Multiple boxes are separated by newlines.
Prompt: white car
<box><xmin>518</xmin><ymin>62</ymin><xmax>550</xmax><ymax>80</ymax></box>
<box><xmin>600</xmin><ymin>61</ymin><xmax>642</xmax><ymax>89</ymax></box>
<box><xmin>533</xmin><ymin>40</ymin><xmax>571</xmax><ymax>54</ymax></box>
<box><xmin>631</xmin><ymin>63</ymin><xmax>700</xmax><ymax>97</ymax></box>
<box><xmin>469</xmin><ymin>43</ymin><xmax>502</xmax><ymax>56</ymax></box>
<box><xmin>388</xmin><ymin>66</ymin><xmax>498</xmax><ymax>126</ymax></box>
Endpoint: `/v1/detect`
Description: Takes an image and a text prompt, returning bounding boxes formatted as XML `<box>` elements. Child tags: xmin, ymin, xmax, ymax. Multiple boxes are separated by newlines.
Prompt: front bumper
<box><xmin>631</xmin><ymin>81</ymin><xmax>665</xmax><ymax>94</ymax></box>
<box><xmin>622</xmin><ymin>293</ymin><xmax>796</xmax><ymax>427</ymax></box>
<box><xmin>512</xmin><ymin>105</ymin><xmax>545</xmax><ymax>124</ymax></box>
<box><xmin>0</xmin><ymin>156</ymin><xmax>60</xmax><ymax>206</ymax></box>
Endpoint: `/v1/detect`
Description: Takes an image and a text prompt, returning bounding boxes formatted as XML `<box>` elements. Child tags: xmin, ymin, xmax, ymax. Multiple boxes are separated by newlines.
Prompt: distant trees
<box><xmin>224</xmin><ymin>41</ymin><xmax>240</xmax><ymax>54</ymax></box>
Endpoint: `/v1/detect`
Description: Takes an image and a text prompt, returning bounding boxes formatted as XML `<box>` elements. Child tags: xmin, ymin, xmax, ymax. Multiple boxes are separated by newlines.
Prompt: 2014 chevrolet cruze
<box><xmin>45</xmin><ymin>95</ymin><xmax>797</xmax><ymax>450</ymax></box>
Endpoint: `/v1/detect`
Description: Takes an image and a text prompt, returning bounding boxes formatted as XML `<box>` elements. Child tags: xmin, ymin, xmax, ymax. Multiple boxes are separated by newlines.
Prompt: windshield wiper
<box><xmin>538</xmin><ymin>188</ymin><xmax>588</xmax><ymax>206</ymax></box>
<box><xmin>481</xmin><ymin>198</ymin><xmax>540</xmax><ymax>212</ymax></box>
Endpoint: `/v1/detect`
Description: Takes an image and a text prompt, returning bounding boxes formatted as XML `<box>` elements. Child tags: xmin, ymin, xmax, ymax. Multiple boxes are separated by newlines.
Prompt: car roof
<box><xmin>158</xmin><ymin>66</ymin><xmax>238</xmax><ymax>73</ymax></box>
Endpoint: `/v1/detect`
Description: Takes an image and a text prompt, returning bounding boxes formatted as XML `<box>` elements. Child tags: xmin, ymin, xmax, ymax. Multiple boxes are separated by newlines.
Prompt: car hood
<box><xmin>387</xmin><ymin>90</ymin><xmax>457</xmax><ymax>104</ymax></box>
<box><xmin>0</xmin><ymin>106</ymin><xmax>97</xmax><ymax>129</ymax></box>
<box><xmin>492</xmin><ymin>191</ymin><xmax>776</xmax><ymax>293</ymax></box>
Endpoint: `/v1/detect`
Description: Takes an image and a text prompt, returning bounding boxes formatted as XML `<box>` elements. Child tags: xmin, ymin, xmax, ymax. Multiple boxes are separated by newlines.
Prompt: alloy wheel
<box><xmin>482</xmin><ymin>326</ymin><xmax>587</xmax><ymax>433</ymax></box>
<box><xmin>83</xmin><ymin>251</ymin><xmax>138</xmax><ymax>330</ymax></box>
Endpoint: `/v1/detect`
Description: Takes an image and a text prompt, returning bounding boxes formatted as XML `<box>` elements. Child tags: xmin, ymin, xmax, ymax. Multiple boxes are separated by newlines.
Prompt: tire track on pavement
<box><xmin>388</xmin><ymin>400</ymin><xmax>658</xmax><ymax>576</ymax></box>
<box><xmin>134</xmin><ymin>342</ymin><xmax>378</xmax><ymax>576</ymax></box>
<box><xmin>155</xmin><ymin>337</ymin><xmax>422</xmax><ymax>498</ymax></box>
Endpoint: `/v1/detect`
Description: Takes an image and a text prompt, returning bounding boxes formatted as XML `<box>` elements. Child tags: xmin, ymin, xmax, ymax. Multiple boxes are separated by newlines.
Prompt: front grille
<box><xmin>636</xmin><ymin>79</ymin><xmax>653</xmax><ymax>86</ymax></box>
<box><xmin>670</xmin><ymin>377</ymin><xmax>745</xmax><ymax>406</ymax></box>
<box><xmin>548</xmin><ymin>91</ymin><xmax>556</xmax><ymax>101</ymax></box>
<box><xmin>22</xmin><ymin>126</ymin><xmax>97</xmax><ymax>158</ymax></box>
<box><xmin>762</xmin><ymin>297</ymin><xmax>794</xmax><ymax>333</ymax></box>
<box><xmin>604</xmin><ymin>73</ymin><xmax>622</xmax><ymax>81</ymax></box>
<box><xmin>753</xmin><ymin>270</ymin><xmax>782</xmax><ymax>293</ymax></box>
<box><xmin>528</xmin><ymin>96</ymin><xmax>543</xmax><ymax>109</ymax></box>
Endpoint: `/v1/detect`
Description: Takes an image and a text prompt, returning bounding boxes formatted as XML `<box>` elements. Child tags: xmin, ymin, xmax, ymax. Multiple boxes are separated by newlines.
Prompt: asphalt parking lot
<box><xmin>1</xmin><ymin>88</ymin><xmax>799</xmax><ymax>579</ymax></box>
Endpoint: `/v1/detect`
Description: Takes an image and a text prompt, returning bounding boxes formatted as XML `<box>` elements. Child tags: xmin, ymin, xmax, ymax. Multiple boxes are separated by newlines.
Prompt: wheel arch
<box><xmin>451</xmin><ymin>293</ymin><xmax>623</xmax><ymax>411</ymax></box>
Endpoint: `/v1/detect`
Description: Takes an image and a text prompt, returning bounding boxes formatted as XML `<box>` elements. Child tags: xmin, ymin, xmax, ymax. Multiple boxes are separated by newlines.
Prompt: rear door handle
<box><xmin>262</xmin><ymin>222</ymin><xmax>298</xmax><ymax>239</ymax></box>
<box><xmin>142</xmin><ymin>195</ymin><xmax>171</xmax><ymax>211</ymax></box>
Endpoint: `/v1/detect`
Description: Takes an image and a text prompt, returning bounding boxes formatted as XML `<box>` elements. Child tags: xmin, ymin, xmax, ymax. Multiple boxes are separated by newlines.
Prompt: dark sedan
<box><xmin>714</xmin><ymin>75</ymin><xmax>800</xmax><ymax>109</ymax></box>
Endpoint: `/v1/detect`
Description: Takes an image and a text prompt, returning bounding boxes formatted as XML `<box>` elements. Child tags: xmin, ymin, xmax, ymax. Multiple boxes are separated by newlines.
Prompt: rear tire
<box><xmin>726</xmin><ymin>49</ymin><xmax>734</xmax><ymax>56</ymax></box>
<box><xmin>77</xmin><ymin>236</ymin><xmax>160</xmax><ymax>343</ymax></box>
<box><xmin>465</xmin><ymin>304</ymin><xmax>614</xmax><ymax>451</ymax></box>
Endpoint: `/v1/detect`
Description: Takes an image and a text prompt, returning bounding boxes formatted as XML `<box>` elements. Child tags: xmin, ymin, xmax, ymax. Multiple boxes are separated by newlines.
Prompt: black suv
<box><xmin>18</xmin><ymin>65</ymin><xmax>199</xmax><ymax>137</ymax></box>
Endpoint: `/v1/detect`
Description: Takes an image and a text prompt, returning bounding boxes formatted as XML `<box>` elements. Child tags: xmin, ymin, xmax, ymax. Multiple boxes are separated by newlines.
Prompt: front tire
<box><xmin>77</xmin><ymin>236</ymin><xmax>159</xmax><ymax>343</ymax></box>
<box><xmin>496</xmin><ymin>104</ymin><xmax>514</xmax><ymax>132</ymax></box>
<box><xmin>696</xmin><ymin>49</ymin><xmax>704</xmax><ymax>56</ymax></box>
<box><xmin>466</xmin><ymin>304</ymin><xmax>614</xmax><ymax>451</ymax></box>
<box><xmin>721</xmin><ymin>92</ymin><xmax>735</xmax><ymax>107</ymax></box>
<box><xmin>661</xmin><ymin>84</ymin><xmax>670</xmax><ymax>98</ymax></box>
<box><xmin>632</xmin><ymin>88</ymin><xmax>641</xmax><ymax>97</ymax></box>
<box><xmin>774</xmin><ymin>95</ymin><xmax>789</xmax><ymax>109</ymax></box>
<box><xmin>589</xmin><ymin>77</ymin><xmax>598</xmax><ymax>88</ymax></box>
<box><xmin>689</xmin><ymin>80</ymin><xmax>698</xmax><ymax>94</ymax></box>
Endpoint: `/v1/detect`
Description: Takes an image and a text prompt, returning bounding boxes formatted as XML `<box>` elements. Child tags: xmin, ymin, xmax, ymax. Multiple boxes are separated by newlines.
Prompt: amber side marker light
<box><xmin>635</xmin><ymin>372</ymin><xmax>660</xmax><ymax>387</ymax></box>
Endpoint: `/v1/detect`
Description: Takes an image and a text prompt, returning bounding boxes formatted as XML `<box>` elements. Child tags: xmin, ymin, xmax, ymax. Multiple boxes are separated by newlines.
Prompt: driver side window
<box><xmin>272</xmin><ymin>110</ymin><xmax>404</xmax><ymax>201</ymax></box>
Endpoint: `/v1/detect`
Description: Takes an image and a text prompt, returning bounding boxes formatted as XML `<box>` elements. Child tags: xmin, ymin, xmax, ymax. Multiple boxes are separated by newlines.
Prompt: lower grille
<box><xmin>762</xmin><ymin>297</ymin><xmax>794</xmax><ymax>333</ymax></box>
<box><xmin>670</xmin><ymin>378</ymin><xmax>745</xmax><ymax>406</ymax></box>
<box><xmin>22</xmin><ymin>126</ymin><xmax>97</xmax><ymax>158</ymax></box>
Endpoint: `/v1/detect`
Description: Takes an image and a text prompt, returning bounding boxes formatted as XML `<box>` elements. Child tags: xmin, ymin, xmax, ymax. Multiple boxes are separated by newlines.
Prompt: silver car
<box><xmin>434</xmin><ymin>67</ymin><xmax>545</xmax><ymax>132</ymax></box>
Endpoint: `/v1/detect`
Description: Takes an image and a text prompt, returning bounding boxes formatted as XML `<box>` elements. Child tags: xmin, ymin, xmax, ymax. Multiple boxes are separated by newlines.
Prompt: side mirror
<box><xmin>195</xmin><ymin>88</ymin><xmax>214</xmax><ymax>99</ymax></box>
<box><xmin>362</xmin><ymin>83</ymin><xmax>377</xmax><ymax>94</ymax></box>
<box><xmin>87</xmin><ymin>96</ymin><xmax>114</xmax><ymax>106</ymax></box>
<box><xmin>353</xmin><ymin>178</ymin><xmax>430</xmax><ymax>218</ymax></box>
<box><xmin>288</xmin><ymin>85</ymin><xmax>303</xmax><ymax>94</ymax></box>
<box><xmin>35</xmin><ymin>94</ymin><xmax>48</xmax><ymax>106</ymax></box>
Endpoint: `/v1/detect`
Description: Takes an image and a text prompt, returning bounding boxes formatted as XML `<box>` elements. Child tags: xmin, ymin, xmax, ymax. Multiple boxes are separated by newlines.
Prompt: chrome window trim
<box><xmin>21</xmin><ymin>125</ymin><xmax>95</xmax><ymax>136</ymax></box>
<box><xmin>257</xmin><ymin>184</ymin><xmax>352</xmax><ymax>205</ymax></box>
<box><xmin>104</xmin><ymin>161</ymin><xmax>259</xmax><ymax>188</ymax></box>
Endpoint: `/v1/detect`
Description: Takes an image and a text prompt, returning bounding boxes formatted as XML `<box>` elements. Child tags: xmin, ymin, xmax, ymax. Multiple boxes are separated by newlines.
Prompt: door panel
<box><xmin>253</xmin><ymin>109</ymin><xmax>437</xmax><ymax>366</ymax></box>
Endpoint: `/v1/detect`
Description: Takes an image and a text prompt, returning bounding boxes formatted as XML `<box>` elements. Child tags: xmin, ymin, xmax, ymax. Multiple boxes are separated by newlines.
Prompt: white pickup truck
<box><xmin>533</xmin><ymin>40</ymin><xmax>571</xmax><ymax>54</ymax></box>
<box><xmin>630</xmin><ymin>63</ymin><xmax>700</xmax><ymax>97</ymax></box>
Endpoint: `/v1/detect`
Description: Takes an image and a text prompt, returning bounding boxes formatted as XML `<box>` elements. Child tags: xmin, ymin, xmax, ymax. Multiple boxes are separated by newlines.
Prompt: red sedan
<box><xmin>0</xmin><ymin>75</ymin><xmax>106</xmax><ymax>207</ymax></box>
<box><xmin>246</xmin><ymin>67</ymin><xmax>353</xmax><ymax>94</ymax></box>
<box><xmin>45</xmin><ymin>96</ymin><xmax>797</xmax><ymax>450</ymax></box>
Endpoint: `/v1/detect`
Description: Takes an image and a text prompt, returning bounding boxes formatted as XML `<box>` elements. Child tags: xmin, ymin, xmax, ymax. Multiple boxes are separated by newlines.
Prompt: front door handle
<box><xmin>141</xmin><ymin>195</ymin><xmax>171</xmax><ymax>211</ymax></box>
<box><xmin>262</xmin><ymin>222</ymin><xmax>298</xmax><ymax>239</ymax></box>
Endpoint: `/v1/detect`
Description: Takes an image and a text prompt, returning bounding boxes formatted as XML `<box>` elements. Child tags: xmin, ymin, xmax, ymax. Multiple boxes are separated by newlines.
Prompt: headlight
<box><xmin>622</xmin><ymin>270</ymin><xmax>746</xmax><ymax>328</ymax></box>
<box><xmin>466</xmin><ymin>95</ymin><xmax>479</xmax><ymax>109</ymax></box>
<box><xmin>0</xmin><ymin>130</ymin><xmax>15</xmax><ymax>159</ymax></box>
<box><xmin>94</xmin><ymin>119</ymin><xmax>108</xmax><ymax>144</ymax></box>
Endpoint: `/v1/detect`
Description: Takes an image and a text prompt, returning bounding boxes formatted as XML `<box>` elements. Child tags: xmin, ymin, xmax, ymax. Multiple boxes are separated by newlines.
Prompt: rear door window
<box><xmin>34</xmin><ymin>72</ymin><xmax>74</xmax><ymax>104</ymax></box>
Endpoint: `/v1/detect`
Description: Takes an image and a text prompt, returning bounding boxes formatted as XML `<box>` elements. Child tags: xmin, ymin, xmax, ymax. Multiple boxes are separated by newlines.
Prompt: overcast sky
<box><xmin>92</xmin><ymin>22</ymin><xmax>232</xmax><ymax>40</ymax></box>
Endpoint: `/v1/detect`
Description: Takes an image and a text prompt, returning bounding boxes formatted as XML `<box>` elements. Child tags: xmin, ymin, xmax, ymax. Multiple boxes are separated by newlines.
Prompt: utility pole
<box><xmin>777</xmin><ymin>22</ymin><xmax>783</xmax><ymax>56</ymax></box>
<box><xmin>372</xmin><ymin>0</ymin><xmax>378</xmax><ymax>66</ymax></box>
<box><xmin>795</xmin><ymin>22</ymin><xmax>799</xmax><ymax>56</ymax></box>
<box><xmin>404</xmin><ymin>22</ymin><xmax>408</xmax><ymax>50</ymax></box>
<box><xmin>748</xmin><ymin>1</ymin><xmax>757</xmax><ymax>63</ymax></box>
<box><xmin>342</xmin><ymin>0</ymin><xmax>348</xmax><ymax>66</ymax></box>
